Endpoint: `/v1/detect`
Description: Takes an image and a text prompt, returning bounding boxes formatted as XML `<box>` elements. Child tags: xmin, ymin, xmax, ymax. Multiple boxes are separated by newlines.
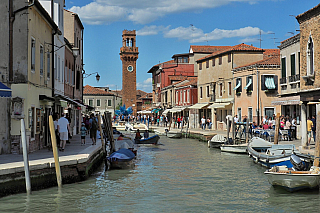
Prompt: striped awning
<box><xmin>188</xmin><ymin>103</ymin><xmax>209</xmax><ymax>109</ymax></box>
<box><xmin>265</xmin><ymin>77</ymin><xmax>276</xmax><ymax>89</ymax></box>
<box><xmin>233</xmin><ymin>81</ymin><xmax>241</xmax><ymax>90</ymax></box>
<box><xmin>0</xmin><ymin>82</ymin><xmax>12</xmax><ymax>98</ymax></box>
<box><xmin>162</xmin><ymin>109</ymin><xmax>170</xmax><ymax>115</ymax></box>
<box><xmin>244</xmin><ymin>78</ymin><xmax>252</xmax><ymax>90</ymax></box>
<box><xmin>170</xmin><ymin>107</ymin><xmax>186</xmax><ymax>113</ymax></box>
<box><xmin>271</xmin><ymin>95</ymin><xmax>300</xmax><ymax>106</ymax></box>
<box><xmin>208</xmin><ymin>102</ymin><xmax>231</xmax><ymax>109</ymax></box>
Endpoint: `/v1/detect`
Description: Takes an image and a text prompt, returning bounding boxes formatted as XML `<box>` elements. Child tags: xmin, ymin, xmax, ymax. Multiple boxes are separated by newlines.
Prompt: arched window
<box><xmin>307</xmin><ymin>35</ymin><xmax>314</xmax><ymax>76</ymax></box>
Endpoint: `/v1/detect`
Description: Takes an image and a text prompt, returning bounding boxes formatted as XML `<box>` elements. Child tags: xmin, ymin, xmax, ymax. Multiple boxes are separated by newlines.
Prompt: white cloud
<box><xmin>69</xmin><ymin>0</ymin><xmax>265</xmax><ymax>25</ymax></box>
<box><xmin>139</xmin><ymin>25</ymin><xmax>263</xmax><ymax>43</ymax></box>
<box><xmin>239</xmin><ymin>37</ymin><xmax>259</xmax><ymax>43</ymax></box>
<box><xmin>137</xmin><ymin>78</ymin><xmax>152</xmax><ymax>92</ymax></box>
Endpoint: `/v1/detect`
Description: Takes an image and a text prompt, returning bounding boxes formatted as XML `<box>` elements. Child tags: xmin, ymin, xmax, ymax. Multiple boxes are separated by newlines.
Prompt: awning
<box><xmin>39</xmin><ymin>95</ymin><xmax>55</xmax><ymax>102</ymax></box>
<box><xmin>56</xmin><ymin>94</ymin><xmax>85</xmax><ymax>107</ymax></box>
<box><xmin>188</xmin><ymin>103</ymin><xmax>209</xmax><ymax>109</ymax></box>
<box><xmin>265</xmin><ymin>77</ymin><xmax>276</xmax><ymax>89</ymax></box>
<box><xmin>271</xmin><ymin>95</ymin><xmax>300</xmax><ymax>106</ymax></box>
<box><xmin>0</xmin><ymin>82</ymin><xmax>12</xmax><ymax>97</ymax></box>
<box><xmin>208</xmin><ymin>102</ymin><xmax>231</xmax><ymax>109</ymax></box>
<box><xmin>244</xmin><ymin>78</ymin><xmax>252</xmax><ymax>90</ymax></box>
<box><xmin>170</xmin><ymin>107</ymin><xmax>186</xmax><ymax>113</ymax></box>
<box><xmin>162</xmin><ymin>109</ymin><xmax>170</xmax><ymax>115</ymax></box>
<box><xmin>233</xmin><ymin>81</ymin><xmax>241</xmax><ymax>90</ymax></box>
<box><xmin>60</xmin><ymin>100</ymin><xmax>68</xmax><ymax>108</ymax></box>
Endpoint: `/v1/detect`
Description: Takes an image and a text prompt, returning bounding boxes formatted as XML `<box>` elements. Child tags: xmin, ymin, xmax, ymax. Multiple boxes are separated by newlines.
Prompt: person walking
<box><xmin>53</xmin><ymin>113</ymin><xmax>60</xmax><ymax>148</ymax></box>
<box><xmin>57</xmin><ymin>113</ymin><xmax>69</xmax><ymax>152</ymax></box>
<box><xmin>80</xmin><ymin>123</ymin><xmax>87</xmax><ymax>145</ymax></box>
<box><xmin>307</xmin><ymin>117</ymin><xmax>313</xmax><ymax>147</ymax></box>
<box><xmin>89</xmin><ymin>113</ymin><xmax>98</xmax><ymax>145</ymax></box>
<box><xmin>311</xmin><ymin>115</ymin><xmax>316</xmax><ymax>143</ymax></box>
<box><xmin>201</xmin><ymin>116</ymin><xmax>206</xmax><ymax>130</ymax></box>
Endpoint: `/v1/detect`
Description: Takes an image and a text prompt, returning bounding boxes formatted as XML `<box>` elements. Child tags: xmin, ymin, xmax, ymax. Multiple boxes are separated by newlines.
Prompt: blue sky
<box><xmin>66</xmin><ymin>0</ymin><xmax>319</xmax><ymax>92</ymax></box>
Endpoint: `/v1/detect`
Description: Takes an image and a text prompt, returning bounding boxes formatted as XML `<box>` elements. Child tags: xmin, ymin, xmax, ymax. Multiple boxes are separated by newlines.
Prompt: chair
<box><xmin>268</xmin><ymin>130</ymin><xmax>275</xmax><ymax>142</ymax></box>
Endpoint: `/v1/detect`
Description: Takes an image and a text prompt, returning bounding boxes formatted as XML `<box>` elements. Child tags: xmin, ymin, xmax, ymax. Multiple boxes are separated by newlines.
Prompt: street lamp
<box><xmin>83</xmin><ymin>71</ymin><xmax>100</xmax><ymax>82</ymax></box>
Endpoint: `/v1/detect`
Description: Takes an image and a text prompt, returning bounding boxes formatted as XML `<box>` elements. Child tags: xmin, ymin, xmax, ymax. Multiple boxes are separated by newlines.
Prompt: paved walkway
<box><xmin>0</xmin><ymin>134</ymin><xmax>101</xmax><ymax>165</ymax></box>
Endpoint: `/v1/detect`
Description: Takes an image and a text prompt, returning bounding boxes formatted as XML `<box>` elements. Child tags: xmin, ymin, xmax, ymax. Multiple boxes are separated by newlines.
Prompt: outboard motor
<box><xmin>290</xmin><ymin>154</ymin><xmax>306</xmax><ymax>171</ymax></box>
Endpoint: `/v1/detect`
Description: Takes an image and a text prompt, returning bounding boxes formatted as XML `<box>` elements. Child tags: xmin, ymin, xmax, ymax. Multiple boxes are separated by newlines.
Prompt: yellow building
<box><xmin>10</xmin><ymin>1</ymin><xmax>59</xmax><ymax>153</ymax></box>
<box><xmin>233</xmin><ymin>55</ymin><xmax>281</xmax><ymax>124</ymax></box>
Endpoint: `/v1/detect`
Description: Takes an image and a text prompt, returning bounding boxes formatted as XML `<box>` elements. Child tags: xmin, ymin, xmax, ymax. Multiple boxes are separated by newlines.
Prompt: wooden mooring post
<box><xmin>314</xmin><ymin>104</ymin><xmax>320</xmax><ymax>167</ymax></box>
<box><xmin>274</xmin><ymin>113</ymin><xmax>280</xmax><ymax>144</ymax></box>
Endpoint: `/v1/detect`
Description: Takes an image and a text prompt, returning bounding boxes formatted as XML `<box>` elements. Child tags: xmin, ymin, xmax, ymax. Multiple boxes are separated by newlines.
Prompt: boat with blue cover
<box><xmin>106</xmin><ymin>148</ymin><xmax>136</xmax><ymax>169</ymax></box>
<box><xmin>247</xmin><ymin>137</ymin><xmax>312</xmax><ymax>168</ymax></box>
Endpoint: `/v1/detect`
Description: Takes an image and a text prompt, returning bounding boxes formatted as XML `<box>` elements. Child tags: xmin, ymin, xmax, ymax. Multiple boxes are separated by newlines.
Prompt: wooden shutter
<box><xmin>228</xmin><ymin>53</ymin><xmax>231</xmax><ymax>63</ymax></box>
<box><xmin>219</xmin><ymin>56</ymin><xmax>222</xmax><ymax>65</ymax></box>
<box><xmin>274</xmin><ymin>75</ymin><xmax>278</xmax><ymax>90</ymax></box>
<box><xmin>291</xmin><ymin>54</ymin><xmax>295</xmax><ymax>76</ymax></box>
<box><xmin>261</xmin><ymin>75</ymin><xmax>266</xmax><ymax>90</ymax></box>
<box><xmin>281</xmin><ymin>57</ymin><xmax>286</xmax><ymax>78</ymax></box>
<box><xmin>212</xmin><ymin>58</ymin><xmax>215</xmax><ymax>67</ymax></box>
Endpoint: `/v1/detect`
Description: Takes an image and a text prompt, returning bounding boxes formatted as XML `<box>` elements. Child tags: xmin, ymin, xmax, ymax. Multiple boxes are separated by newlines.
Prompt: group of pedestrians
<box><xmin>201</xmin><ymin>116</ymin><xmax>212</xmax><ymax>130</ymax></box>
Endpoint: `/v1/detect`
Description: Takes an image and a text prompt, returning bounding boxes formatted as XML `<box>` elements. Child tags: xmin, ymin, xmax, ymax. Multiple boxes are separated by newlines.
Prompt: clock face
<box><xmin>127</xmin><ymin>65</ymin><xmax>134</xmax><ymax>72</ymax></box>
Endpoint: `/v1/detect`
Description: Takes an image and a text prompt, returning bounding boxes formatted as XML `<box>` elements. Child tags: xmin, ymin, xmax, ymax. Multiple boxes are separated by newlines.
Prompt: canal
<box><xmin>1</xmin><ymin>137</ymin><xmax>320</xmax><ymax>212</ymax></box>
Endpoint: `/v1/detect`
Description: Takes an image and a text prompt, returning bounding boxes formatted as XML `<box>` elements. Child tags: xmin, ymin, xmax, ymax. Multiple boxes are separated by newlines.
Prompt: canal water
<box><xmin>1</xmin><ymin>137</ymin><xmax>320</xmax><ymax>212</ymax></box>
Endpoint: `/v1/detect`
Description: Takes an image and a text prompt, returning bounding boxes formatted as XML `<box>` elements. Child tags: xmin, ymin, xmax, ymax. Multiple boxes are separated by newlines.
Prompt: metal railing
<box><xmin>280</xmin><ymin>77</ymin><xmax>287</xmax><ymax>84</ymax></box>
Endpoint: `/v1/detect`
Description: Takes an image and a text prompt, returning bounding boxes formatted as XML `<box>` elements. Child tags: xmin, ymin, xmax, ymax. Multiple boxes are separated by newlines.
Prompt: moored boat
<box><xmin>220</xmin><ymin>143</ymin><xmax>247</xmax><ymax>154</ymax></box>
<box><xmin>106</xmin><ymin>148</ymin><xmax>136</xmax><ymax>170</ymax></box>
<box><xmin>166</xmin><ymin>131</ymin><xmax>182</xmax><ymax>139</ymax></box>
<box><xmin>135</xmin><ymin>135</ymin><xmax>160</xmax><ymax>144</ymax></box>
<box><xmin>247</xmin><ymin>137</ymin><xmax>312</xmax><ymax>168</ymax></box>
<box><xmin>264</xmin><ymin>155</ymin><xmax>320</xmax><ymax>192</ymax></box>
<box><xmin>208</xmin><ymin>135</ymin><xmax>227</xmax><ymax>148</ymax></box>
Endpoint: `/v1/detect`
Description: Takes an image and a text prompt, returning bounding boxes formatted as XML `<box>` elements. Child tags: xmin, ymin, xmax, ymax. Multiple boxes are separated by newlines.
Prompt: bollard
<box><xmin>21</xmin><ymin>119</ymin><xmax>31</xmax><ymax>194</ymax></box>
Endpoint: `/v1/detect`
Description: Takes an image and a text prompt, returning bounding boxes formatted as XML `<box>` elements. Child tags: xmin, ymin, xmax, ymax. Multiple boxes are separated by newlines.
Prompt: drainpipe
<box><xmin>51</xmin><ymin>0</ymin><xmax>55</xmax><ymax>111</ymax></box>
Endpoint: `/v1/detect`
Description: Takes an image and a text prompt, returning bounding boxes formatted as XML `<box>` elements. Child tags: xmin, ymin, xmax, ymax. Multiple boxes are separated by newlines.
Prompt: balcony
<box><xmin>289</xmin><ymin>74</ymin><xmax>300</xmax><ymax>83</ymax></box>
<box><xmin>210</xmin><ymin>94</ymin><xmax>215</xmax><ymax>102</ymax></box>
<box><xmin>280</xmin><ymin>77</ymin><xmax>287</xmax><ymax>85</ymax></box>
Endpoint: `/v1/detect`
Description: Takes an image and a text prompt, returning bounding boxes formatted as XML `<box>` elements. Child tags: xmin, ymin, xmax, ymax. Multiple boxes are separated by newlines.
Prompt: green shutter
<box><xmin>281</xmin><ymin>57</ymin><xmax>286</xmax><ymax>78</ymax></box>
<box><xmin>291</xmin><ymin>54</ymin><xmax>295</xmax><ymax>76</ymax></box>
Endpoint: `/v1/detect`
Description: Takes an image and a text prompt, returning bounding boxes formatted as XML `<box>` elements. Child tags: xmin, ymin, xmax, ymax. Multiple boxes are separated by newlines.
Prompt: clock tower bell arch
<box><xmin>120</xmin><ymin>30</ymin><xmax>139</xmax><ymax>114</ymax></box>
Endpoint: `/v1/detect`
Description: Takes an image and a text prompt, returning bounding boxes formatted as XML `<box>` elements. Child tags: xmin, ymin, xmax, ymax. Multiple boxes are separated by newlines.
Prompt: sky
<box><xmin>65</xmin><ymin>0</ymin><xmax>320</xmax><ymax>93</ymax></box>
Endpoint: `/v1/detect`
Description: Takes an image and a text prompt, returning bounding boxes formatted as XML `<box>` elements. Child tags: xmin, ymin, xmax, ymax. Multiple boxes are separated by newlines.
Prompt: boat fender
<box><xmin>208</xmin><ymin>141</ymin><xmax>211</xmax><ymax>148</ymax></box>
<box><xmin>254</xmin><ymin>157</ymin><xmax>259</xmax><ymax>164</ymax></box>
<box><xmin>248</xmin><ymin>153</ymin><xmax>252</xmax><ymax>158</ymax></box>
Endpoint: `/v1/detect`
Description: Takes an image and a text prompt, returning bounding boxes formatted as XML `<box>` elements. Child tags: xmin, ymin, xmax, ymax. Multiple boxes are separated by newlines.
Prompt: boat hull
<box><xmin>135</xmin><ymin>135</ymin><xmax>160</xmax><ymax>144</ymax></box>
<box><xmin>265</xmin><ymin>171</ymin><xmax>320</xmax><ymax>192</ymax></box>
<box><xmin>109</xmin><ymin>160</ymin><xmax>135</xmax><ymax>170</ymax></box>
<box><xmin>220</xmin><ymin>144</ymin><xmax>247</xmax><ymax>154</ymax></box>
<box><xmin>208</xmin><ymin>141</ymin><xmax>224</xmax><ymax>148</ymax></box>
<box><xmin>167</xmin><ymin>132</ymin><xmax>182</xmax><ymax>138</ymax></box>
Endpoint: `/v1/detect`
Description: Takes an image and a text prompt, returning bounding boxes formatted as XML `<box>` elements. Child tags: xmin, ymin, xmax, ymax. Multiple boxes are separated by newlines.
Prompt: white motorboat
<box><xmin>167</xmin><ymin>131</ymin><xmax>182</xmax><ymax>138</ymax></box>
<box><xmin>208</xmin><ymin>134</ymin><xmax>227</xmax><ymax>148</ymax></box>
<box><xmin>220</xmin><ymin>143</ymin><xmax>247</xmax><ymax>154</ymax></box>
<box><xmin>264</xmin><ymin>165</ymin><xmax>320</xmax><ymax>192</ymax></box>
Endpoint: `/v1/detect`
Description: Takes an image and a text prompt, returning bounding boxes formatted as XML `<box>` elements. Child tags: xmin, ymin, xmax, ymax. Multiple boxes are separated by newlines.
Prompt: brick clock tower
<box><xmin>120</xmin><ymin>30</ymin><xmax>139</xmax><ymax>114</ymax></box>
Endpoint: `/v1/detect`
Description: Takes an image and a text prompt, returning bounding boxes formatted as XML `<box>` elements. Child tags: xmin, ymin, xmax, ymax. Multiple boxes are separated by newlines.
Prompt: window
<box><xmin>219</xmin><ymin>83</ymin><xmax>223</xmax><ymax>97</ymax></box>
<box><xmin>235</xmin><ymin>78</ymin><xmax>242</xmax><ymax>94</ymax></box>
<box><xmin>183</xmin><ymin>91</ymin><xmax>186</xmax><ymax>103</ymax></box>
<box><xmin>206</xmin><ymin>60</ymin><xmax>209</xmax><ymax>68</ymax></box>
<box><xmin>212</xmin><ymin>58</ymin><xmax>215</xmax><ymax>67</ymax></box>
<box><xmin>206</xmin><ymin>85</ymin><xmax>210</xmax><ymax>97</ymax></box>
<box><xmin>97</xmin><ymin>99</ymin><xmax>101</xmax><ymax>107</ymax></box>
<box><xmin>298</xmin><ymin>52</ymin><xmax>300</xmax><ymax>74</ymax></box>
<box><xmin>228</xmin><ymin>82</ymin><xmax>232</xmax><ymax>96</ymax></box>
<box><xmin>89</xmin><ymin>99</ymin><xmax>93</xmax><ymax>106</ymax></box>
<box><xmin>291</xmin><ymin>54</ymin><xmax>295</xmax><ymax>76</ymax></box>
<box><xmin>58</xmin><ymin>57</ymin><xmax>61</xmax><ymax>81</ymax></box>
<box><xmin>265</xmin><ymin>108</ymin><xmax>274</xmax><ymax>120</ymax></box>
<box><xmin>180</xmin><ymin>91</ymin><xmax>182</xmax><ymax>104</ymax></box>
<box><xmin>261</xmin><ymin>75</ymin><xmax>277</xmax><ymax>91</ymax></box>
<box><xmin>237</xmin><ymin>108</ymin><xmax>242</xmax><ymax>121</ymax></box>
<box><xmin>36</xmin><ymin>108</ymin><xmax>41</xmax><ymax>133</ymax></box>
<box><xmin>108</xmin><ymin>100</ymin><xmax>112</xmax><ymax>106</ymax></box>
<box><xmin>219</xmin><ymin>56</ymin><xmax>222</xmax><ymax>65</ymax></box>
<box><xmin>200</xmin><ymin>87</ymin><xmax>203</xmax><ymax>99</ymax></box>
<box><xmin>76</xmin><ymin>71</ymin><xmax>80</xmax><ymax>90</ymax></box>
<box><xmin>54</xmin><ymin>54</ymin><xmax>57</xmax><ymax>79</ymax></box>
<box><xmin>47</xmin><ymin>52</ymin><xmax>50</xmax><ymax>79</ymax></box>
<box><xmin>40</xmin><ymin>45</ymin><xmax>44</xmax><ymax>76</ymax></box>
<box><xmin>199</xmin><ymin>63</ymin><xmax>202</xmax><ymax>70</ymax></box>
<box><xmin>176</xmin><ymin>91</ymin><xmax>178</xmax><ymax>104</ymax></box>
<box><xmin>248</xmin><ymin>107</ymin><xmax>253</xmax><ymax>122</ymax></box>
<box><xmin>245</xmin><ymin>76</ymin><xmax>253</xmax><ymax>92</ymax></box>
<box><xmin>31</xmin><ymin>38</ymin><xmax>35</xmax><ymax>71</ymax></box>
<box><xmin>187</xmin><ymin>90</ymin><xmax>190</xmax><ymax>103</ymax></box>
<box><xmin>228</xmin><ymin>53</ymin><xmax>231</xmax><ymax>63</ymax></box>
<box><xmin>307</xmin><ymin>35</ymin><xmax>314</xmax><ymax>76</ymax></box>
<box><xmin>281</xmin><ymin>57</ymin><xmax>286</xmax><ymax>78</ymax></box>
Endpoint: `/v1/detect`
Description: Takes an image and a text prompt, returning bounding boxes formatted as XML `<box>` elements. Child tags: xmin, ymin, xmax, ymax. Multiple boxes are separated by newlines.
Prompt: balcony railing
<box><xmin>280</xmin><ymin>77</ymin><xmax>287</xmax><ymax>84</ymax></box>
<box><xmin>288</xmin><ymin>74</ymin><xmax>300</xmax><ymax>83</ymax></box>
<box><xmin>294</xmin><ymin>74</ymin><xmax>300</xmax><ymax>82</ymax></box>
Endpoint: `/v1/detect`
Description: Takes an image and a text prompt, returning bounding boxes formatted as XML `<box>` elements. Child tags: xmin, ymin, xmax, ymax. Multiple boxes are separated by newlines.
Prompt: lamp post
<box><xmin>83</xmin><ymin>71</ymin><xmax>100</xmax><ymax>82</ymax></box>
